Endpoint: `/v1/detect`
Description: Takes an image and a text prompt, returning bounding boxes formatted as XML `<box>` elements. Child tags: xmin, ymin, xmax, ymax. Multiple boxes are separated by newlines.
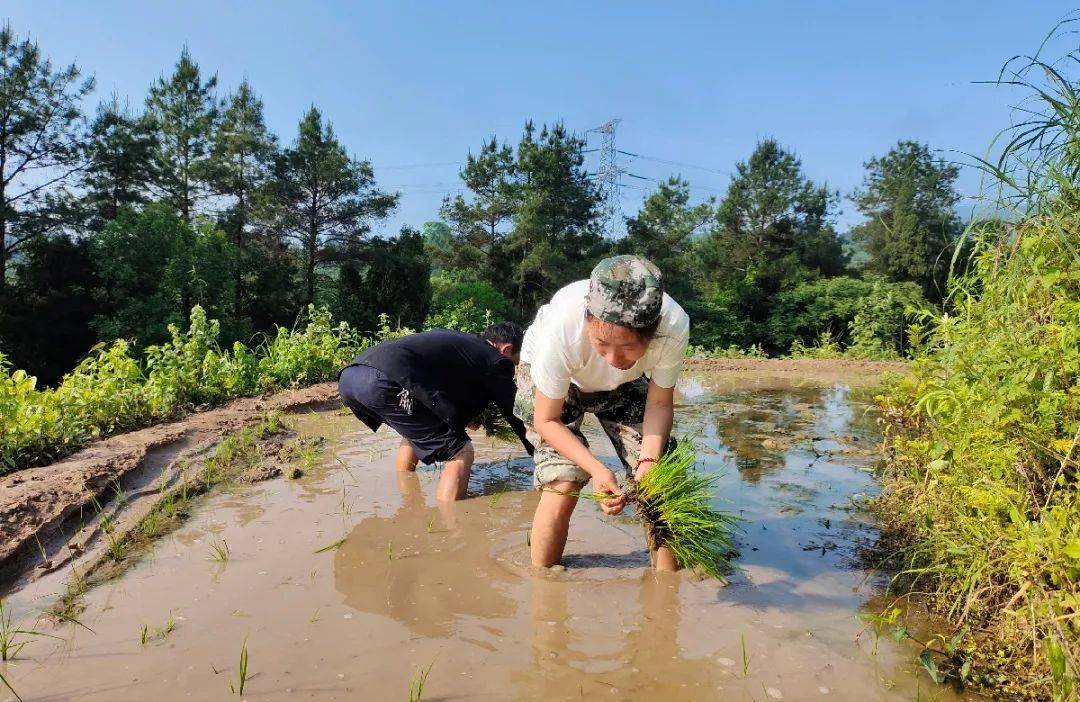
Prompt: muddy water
<box><xmin>3</xmin><ymin>370</ymin><xmax>982</xmax><ymax>701</ymax></box>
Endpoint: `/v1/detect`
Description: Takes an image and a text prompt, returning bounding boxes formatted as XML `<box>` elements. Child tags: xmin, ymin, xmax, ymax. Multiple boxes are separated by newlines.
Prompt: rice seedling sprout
<box><xmin>314</xmin><ymin>538</ymin><xmax>346</xmax><ymax>554</ymax></box>
<box><xmin>208</xmin><ymin>538</ymin><xmax>230</xmax><ymax>563</ymax></box>
<box><xmin>229</xmin><ymin>638</ymin><xmax>249</xmax><ymax>695</ymax></box>
<box><xmin>408</xmin><ymin>658</ymin><xmax>435</xmax><ymax>701</ymax></box>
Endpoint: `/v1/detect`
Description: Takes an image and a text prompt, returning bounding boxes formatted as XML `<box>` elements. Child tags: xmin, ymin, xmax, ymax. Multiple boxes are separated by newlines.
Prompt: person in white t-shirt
<box><xmin>514</xmin><ymin>255</ymin><xmax>690</xmax><ymax>570</ymax></box>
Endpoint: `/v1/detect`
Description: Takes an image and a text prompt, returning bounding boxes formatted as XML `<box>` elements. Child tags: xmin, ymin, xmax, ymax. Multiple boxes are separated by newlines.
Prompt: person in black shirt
<box><xmin>337</xmin><ymin>323</ymin><xmax>533</xmax><ymax>501</ymax></box>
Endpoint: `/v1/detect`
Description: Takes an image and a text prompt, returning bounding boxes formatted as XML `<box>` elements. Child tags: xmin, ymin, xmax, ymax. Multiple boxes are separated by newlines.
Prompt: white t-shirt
<box><xmin>520</xmin><ymin>280</ymin><xmax>690</xmax><ymax>399</ymax></box>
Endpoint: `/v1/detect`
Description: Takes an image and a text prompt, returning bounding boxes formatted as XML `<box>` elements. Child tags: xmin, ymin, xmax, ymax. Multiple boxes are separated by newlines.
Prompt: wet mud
<box><xmin>1</xmin><ymin>367</ymin><xmax>984</xmax><ymax>701</ymax></box>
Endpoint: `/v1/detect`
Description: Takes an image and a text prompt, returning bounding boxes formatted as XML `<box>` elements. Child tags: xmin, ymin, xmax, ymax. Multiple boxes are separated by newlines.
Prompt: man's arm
<box><xmin>484</xmin><ymin>360</ymin><xmax>534</xmax><ymax>455</ymax></box>
<box><xmin>635</xmin><ymin>380</ymin><xmax>675</xmax><ymax>480</ymax></box>
<box><xmin>534</xmin><ymin>389</ymin><xmax>626</xmax><ymax>514</ymax></box>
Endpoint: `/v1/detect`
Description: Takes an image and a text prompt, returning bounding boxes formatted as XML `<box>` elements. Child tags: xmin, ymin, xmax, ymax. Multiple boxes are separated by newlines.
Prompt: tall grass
<box><xmin>874</xmin><ymin>21</ymin><xmax>1079</xmax><ymax>700</ymax></box>
<box><xmin>0</xmin><ymin>305</ymin><xmax>369</xmax><ymax>473</ymax></box>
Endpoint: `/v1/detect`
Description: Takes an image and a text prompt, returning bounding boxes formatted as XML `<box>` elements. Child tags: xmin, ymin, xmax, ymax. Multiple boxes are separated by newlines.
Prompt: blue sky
<box><xmin>4</xmin><ymin>1</ymin><xmax>1074</xmax><ymax>235</ymax></box>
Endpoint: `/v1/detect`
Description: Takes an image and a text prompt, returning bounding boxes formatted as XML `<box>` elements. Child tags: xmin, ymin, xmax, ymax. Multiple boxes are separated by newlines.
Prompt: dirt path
<box><xmin>0</xmin><ymin>382</ymin><xmax>340</xmax><ymax>587</ymax></box>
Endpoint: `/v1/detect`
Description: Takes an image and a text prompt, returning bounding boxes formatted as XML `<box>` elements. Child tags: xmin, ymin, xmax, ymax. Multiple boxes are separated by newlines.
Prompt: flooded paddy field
<box><xmin>2</xmin><ymin>367</ymin><xmax>983</xmax><ymax>701</ymax></box>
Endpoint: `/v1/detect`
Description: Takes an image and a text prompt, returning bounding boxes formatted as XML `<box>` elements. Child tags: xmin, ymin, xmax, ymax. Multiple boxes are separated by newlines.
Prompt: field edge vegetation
<box><xmin>872</xmin><ymin>31</ymin><xmax>1080</xmax><ymax>701</ymax></box>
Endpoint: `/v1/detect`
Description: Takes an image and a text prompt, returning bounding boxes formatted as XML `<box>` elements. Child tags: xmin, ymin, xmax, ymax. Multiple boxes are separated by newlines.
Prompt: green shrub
<box><xmin>788</xmin><ymin>330</ymin><xmax>843</xmax><ymax>359</ymax></box>
<box><xmin>769</xmin><ymin>275</ymin><xmax>925</xmax><ymax>357</ymax></box>
<box><xmin>685</xmin><ymin>343</ymin><xmax>767</xmax><ymax>359</ymax></box>
<box><xmin>424</xmin><ymin>272</ymin><xmax>511</xmax><ymax>333</ymax></box>
<box><xmin>0</xmin><ymin>305</ymin><xmax>365</xmax><ymax>473</ymax></box>
<box><xmin>874</xmin><ymin>41</ymin><xmax>1080</xmax><ymax>699</ymax></box>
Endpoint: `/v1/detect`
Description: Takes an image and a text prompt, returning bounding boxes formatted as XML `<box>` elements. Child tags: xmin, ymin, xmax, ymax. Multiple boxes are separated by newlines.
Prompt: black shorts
<box><xmin>337</xmin><ymin>364</ymin><xmax>469</xmax><ymax>465</ymax></box>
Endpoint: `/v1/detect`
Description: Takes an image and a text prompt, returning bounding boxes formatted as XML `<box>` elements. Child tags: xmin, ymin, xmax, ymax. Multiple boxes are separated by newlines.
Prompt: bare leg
<box><xmin>652</xmin><ymin>542</ymin><xmax>678</xmax><ymax>571</ymax></box>
<box><xmin>395</xmin><ymin>470</ymin><xmax>425</xmax><ymax>509</ymax></box>
<box><xmin>641</xmin><ymin>503</ymin><xmax>679</xmax><ymax>571</ymax></box>
<box><xmin>435</xmin><ymin>441</ymin><xmax>474</xmax><ymax>502</ymax></box>
<box><xmin>530</xmin><ymin>480</ymin><xmax>584</xmax><ymax>567</ymax></box>
<box><xmin>395</xmin><ymin>438</ymin><xmax>418</xmax><ymax>472</ymax></box>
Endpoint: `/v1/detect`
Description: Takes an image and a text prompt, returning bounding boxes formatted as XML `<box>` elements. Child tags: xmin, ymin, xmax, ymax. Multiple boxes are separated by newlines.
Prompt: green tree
<box><xmin>421</xmin><ymin>220</ymin><xmax>455</xmax><ymax>270</ymax></box>
<box><xmin>334</xmin><ymin>227</ymin><xmax>431</xmax><ymax>331</ymax></box>
<box><xmin>694</xmin><ymin>139</ymin><xmax>846</xmax><ymax>347</ymax></box>
<box><xmin>267</xmin><ymin>106</ymin><xmax>398</xmax><ymax>306</ymax></box>
<box><xmin>505</xmin><ymin>122</ymin><xmax>603</xmax><ymax>312</ymax></box>
<box><xmin>617</xmin><ymin>176</ymin><xmax>713</xmax><ymax>300</ymax></box>
<box><xmin>439</xmin><ymin>136</ymin><xmax>517</xmax><ymax>277</ymax></box>
<box><xmin>92</xmin><ymin>204</ymin><xmax>237</xmax><ymax>346</ymax></box>
<box><xmin>208</xmin><ymin>79</ymin><xmax>278</xmax><ymax>322</ymax></box>
<box><xmin>850</xmin><ymin>140</ymin><xmax>961</xmax><ymax>301</ymax></box>
<box><xmin>0</xmin><ymin>23</ymin><xmax>94</xmax><ymax>286</ymax></box>
<box><xmin>0</xmin><ymin>234</ymin><xmax>101</xmax><ymax>383</ymax></box>
<box><xmin>81</xmin><ymin>95</ymin><xmax>157</xmax><ymax>228</ymax></box>
<box><xmin>145</xmin><ymin>47</ymin><xmax>218</xmax><ymax>222</ymax></box>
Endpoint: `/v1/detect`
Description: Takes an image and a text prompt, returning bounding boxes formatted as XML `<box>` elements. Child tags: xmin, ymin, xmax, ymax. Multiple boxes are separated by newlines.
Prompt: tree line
<box><xmin>0</xmin><ymin>23</ymin><xmax>967</xmax><ymax>384</ymax></box>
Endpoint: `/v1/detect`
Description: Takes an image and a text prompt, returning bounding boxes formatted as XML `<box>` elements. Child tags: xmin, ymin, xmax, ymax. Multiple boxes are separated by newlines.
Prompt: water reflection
<box><xmin>513</xmin><ymin>572</ymin><xmax>726</xmax><ymax>700</ymax></box>
<box><xmin>333</xmin><ymin>472</ymin><xmax>521</xmax><ymax>640</ymax></box>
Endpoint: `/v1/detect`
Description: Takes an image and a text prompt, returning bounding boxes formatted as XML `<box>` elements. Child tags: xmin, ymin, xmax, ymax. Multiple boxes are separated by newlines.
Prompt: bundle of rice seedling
<box><xmin>476</xmin><ymin>404</ymin><xmax>518</xmax><ymax>443</ymax></box>
<box><xmin>624</xmin><ymin>442</ymin><xmax>738</xmax><ymax>581</ymax></box>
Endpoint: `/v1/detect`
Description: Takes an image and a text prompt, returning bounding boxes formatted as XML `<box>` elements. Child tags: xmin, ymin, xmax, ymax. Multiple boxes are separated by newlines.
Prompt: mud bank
<box><xmin>0</xmin><ymin>382</ymin><xmax>339</xmax><ymax>588</ymax></box>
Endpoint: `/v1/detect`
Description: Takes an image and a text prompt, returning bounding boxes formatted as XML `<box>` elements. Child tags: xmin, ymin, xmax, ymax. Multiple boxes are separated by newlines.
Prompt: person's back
<box><xmin>351</xmin><ymin>328</ymin><xmax>510</xmax><ymax>431</ymax></box>
<box><xmin>338</xmin><ymin>323</ymin><xmax>531</xmax><ymax>501</ymax></box>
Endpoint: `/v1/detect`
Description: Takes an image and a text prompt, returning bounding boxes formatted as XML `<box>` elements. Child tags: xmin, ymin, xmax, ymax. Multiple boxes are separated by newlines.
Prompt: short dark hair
<box><xmin>481</xmin><ymin>321</ymin><xmax>525</xmax><ymax>354</ymax></box>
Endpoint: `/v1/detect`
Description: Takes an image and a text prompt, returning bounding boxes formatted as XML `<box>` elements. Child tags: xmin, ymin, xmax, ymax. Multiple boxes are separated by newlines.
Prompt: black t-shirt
<box><xmin>343</xmin><ymin>329</ymin><xmax>531</xmax><ymax>454</ymax></box>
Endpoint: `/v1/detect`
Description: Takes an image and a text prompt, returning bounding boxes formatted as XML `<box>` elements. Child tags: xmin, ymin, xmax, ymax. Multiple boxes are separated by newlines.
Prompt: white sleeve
<box><xmin>529</xmin><ymin>337</ymin><xmax>573</xmax><ymax>400</ymax></box>
<box><xmin>648</xmin><ymin>316</ymin><xmax>690</xmax><ymax>389</ymax></box>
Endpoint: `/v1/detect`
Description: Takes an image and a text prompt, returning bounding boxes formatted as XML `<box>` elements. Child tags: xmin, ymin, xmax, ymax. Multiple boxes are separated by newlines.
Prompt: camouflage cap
<box><xmin>585</xmin><ymin>255</ymin><xmax>664</xmax><ymax>328</ymax></box>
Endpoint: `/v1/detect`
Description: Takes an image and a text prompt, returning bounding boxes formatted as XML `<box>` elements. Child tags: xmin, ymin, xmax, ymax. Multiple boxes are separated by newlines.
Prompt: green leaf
<box><xmin>919</xmin><ymin>650</ymin><xmax>943</xmax><ymax>684</ymax></box>
<box><xmin>890</xmin><ymin>626</ymin><xmax>910</xmax><ymax>642</ymax></box>
<box><xmin>1062</xmin><ymin>541</ymin><xmax>1080</xmax><ymax>559</ymax></box>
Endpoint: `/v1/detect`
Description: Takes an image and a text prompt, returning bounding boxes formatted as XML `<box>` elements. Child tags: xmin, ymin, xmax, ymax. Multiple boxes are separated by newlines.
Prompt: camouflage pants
<box><xmin>514</xmin><ymin>363</ymin><xmax>670</xmax><ymax>488</ymax></box>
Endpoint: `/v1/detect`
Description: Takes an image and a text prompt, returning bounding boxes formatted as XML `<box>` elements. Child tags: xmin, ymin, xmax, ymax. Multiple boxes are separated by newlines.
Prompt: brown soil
<box><xmin>0</xmin><ymin>382</ymin><xmax>340</xmax><ymax>588</ymax></box>
<box><xmin>1</xmin><ymin>368</ymin><xmax>982</xmax><ymax>702</ymax></box>
<box><xmin>0</xmin><ymin>359</ymin><xmax>907</xmax><ymax>591</ymax></box>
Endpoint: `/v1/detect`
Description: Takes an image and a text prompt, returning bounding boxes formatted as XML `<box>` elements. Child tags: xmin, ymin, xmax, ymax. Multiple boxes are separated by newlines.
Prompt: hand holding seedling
<box><xmin>591</xmin><ymin>468</ymin><xmax>625</xmax><ymax>515</ymax></box>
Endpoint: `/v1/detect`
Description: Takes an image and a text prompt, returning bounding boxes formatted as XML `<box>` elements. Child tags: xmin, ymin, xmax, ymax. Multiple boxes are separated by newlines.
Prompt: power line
<box><xmin>616</xmin><ymin>149</ymin><xmax>730</xmax><ymax>178</ymax></box>
<box><xmin>375</xmin><ymin>161</ymin><xmax>462</xmax><ymax>170</ymax></box>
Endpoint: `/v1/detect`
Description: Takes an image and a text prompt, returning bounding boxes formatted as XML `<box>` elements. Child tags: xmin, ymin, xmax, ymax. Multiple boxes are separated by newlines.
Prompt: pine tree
<box><xmin>0</xmin><ymin>23</ymin><xmax>94</xmax><ymax>286</ymax></box>
<box><xmin>267</xmin><ymin>106</ymin><xmax>397</xmax><ymax>306</ymax></box>
<box><xmin>439</xmin><ymin>136</ymin><xmax>517</xmax><ymax>277</ymax></box>
<box><xmin>694</xmin><ymin>139</ymin><xmax>845</xmax><ymax>346</ymax></box>
<box><xmin>505</xmin><ymin>122</ymin><xmax>603</xmax><ymax>312</ymax></box>
<box><xmin>617</xmin><ymin>177</ymin><xmax>714</xmax><ymax>300</ymax></box>
<box><xmin>145</xmin><ymin>47</ymin><xmax>218</xmax><ymax>222</ymax></box>
<box><xmin>208</xmin><ymin>79</ymin><xmax>277</xmax><ymax>320</ymax></box>
<box><xmin>850</xmin><ymin>140</ymin><xmax>960</xmax><ymax>301</ymax></box>
<box><xmin>81</xmin><ymin>95</ymin><xmax>157</xmax><ymax>228</ymax></box>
